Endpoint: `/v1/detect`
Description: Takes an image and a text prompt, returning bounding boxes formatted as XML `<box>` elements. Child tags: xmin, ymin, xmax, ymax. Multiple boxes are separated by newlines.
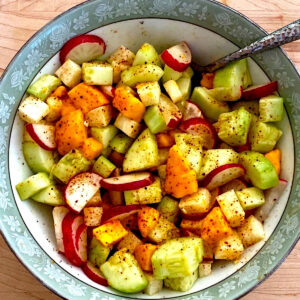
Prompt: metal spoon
<box><xmin>192</xmin><ymin>19</ymin><xmax>300</xmax><ymax>73</ymax></box>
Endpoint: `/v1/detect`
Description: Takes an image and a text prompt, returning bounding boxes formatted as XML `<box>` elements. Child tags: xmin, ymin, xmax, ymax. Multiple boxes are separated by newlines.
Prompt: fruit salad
<box><xmin>16</xmin><ymin>34</ymin><xmax>287</xmax><ymax>295</ymax></box>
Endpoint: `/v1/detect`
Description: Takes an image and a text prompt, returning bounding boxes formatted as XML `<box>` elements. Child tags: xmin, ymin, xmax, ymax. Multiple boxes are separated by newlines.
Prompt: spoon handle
<box><xmin>196</xmin><ymin>19</ymin><xmax>300</xmax><ymax>73</ymax></box>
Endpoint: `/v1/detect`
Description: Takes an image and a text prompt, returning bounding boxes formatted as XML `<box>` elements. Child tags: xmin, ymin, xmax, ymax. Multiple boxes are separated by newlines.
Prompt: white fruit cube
<box><xmin>163</xmin><ymin>80</ymin><xmax>183</xmax><ymax>103</ymax></box>
<box><xmin>86</xmin><ymin>105</ymin><xmax>113</xmax><ymax>128</ymax></box>
<box><xmin>18</xmin><ymin>96</ymin><xmax>49</xmax><ymax>123</ymax></box>
<box><xmin>237</xmin><ymin>215</ymin><xmax>265</xmax><ymax>247</ymax></box>
<box><xmin>55</xmin><ymin>59</ymin><xmax>82</xmax><ymax>88</ymax></box>
<box><xmin>83</xmin><ymin>207</ymin><xmax>103</xmax><ymax>227</ymax></box>
<box><xmin>217</xmin><ymin>190</ymin><xmax>245</xmax><ymax>227</ymax></box>
<box><xmin>114</xmin><ymin>113</ymin><xmax>141</xmax><ymax>138</ymax></box>
<box><xmin>116</xmin><ymin>231</ymin><xmax>142</xmax><ymax>253</ymax></box>
<box><xmin>82</xmin><ymin>62</ymin><xmax>113</xmax><ymax>85</ymax></box>
<box><xmin>214</xmin><ymin>230</ymin><xmax>244</xmax><ymax>260</ymax></box>
<box><xmin>199</xmin><ymin>263</ymin><xmax>212</xmax><ymax>278</ymax></box>
<box><xmin>144</xmin><ymin>272</ymin><xmax>163</xmax><ymax>296</ymax></box>
<box><xmin>136</xmin><ymin>81</ymin><xmax>161</xmax><ymax>106</ymax></box>
<box><xmin>85</xmin><ymin>190</ymin><xmax>102</xmax><ymax>207</ymax></box>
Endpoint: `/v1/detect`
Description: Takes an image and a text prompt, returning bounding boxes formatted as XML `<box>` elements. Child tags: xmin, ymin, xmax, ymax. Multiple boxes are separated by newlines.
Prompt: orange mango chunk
<box><xmin>200</xmin><ymin>73</ymin><xmax>215</xmax><ymax>89</ymax></box>
<box><xmin>134</xmin><ymin>243</ymin><xmax>158</xmax><ymax>271</ymax></box>
<box><xmin>79</xmin><ymin>137</ymin><xmax>103</xmax><ymax>160</ymax></box>
<box><xmin>156</xmin><ymin>132</ymin><xmax>175</xmax><ymax>148</ymax></box>
<box><xmin>265</xmin><ymin>149</ymin><xmax>281</xmax><ymax>175</ymax></box>
<box><xmin>138</xmin><ymin>206</ymin><xmax>160</xmax><ymax>238</ymax></box>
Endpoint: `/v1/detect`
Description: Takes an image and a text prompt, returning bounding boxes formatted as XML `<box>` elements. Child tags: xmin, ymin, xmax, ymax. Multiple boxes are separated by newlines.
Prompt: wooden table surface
<box><xmin>0</xmin><ymin>0</ymin><xmax>299</xmax><ymax>299</ymax></box>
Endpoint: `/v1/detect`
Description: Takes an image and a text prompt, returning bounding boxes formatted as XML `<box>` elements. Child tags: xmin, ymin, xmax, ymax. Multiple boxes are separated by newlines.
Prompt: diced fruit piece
<box><xmin>52</xmin><ymin>149</ymin><xmax>92</xmax><ymax>183</ymax></box>
<box><xmin>180</xmin><ymin>100</ymin><xmax>204</xmax><ymax>121</ymax></box>
<box><xmin>158</xmin><ymin>93</ymin><xmax>182</xmax><ymax>129</ymax></box>
<box><xmin>164</xmin><ymin>270</ymin><xmax>198</xmax><ymax>292</ymax></box>
<box><xmin>161</xmin><ymin>41</ymin><xmax>191</xmax><ymax>72</ymax></box>
<box><xmin>79</xmin><ymin>137</ymin><xmax>103</xmax><ymax>160</ymax></box>
<box><xmin>242</xmin><ymin>81</ymin><xmax>278</xmax><ymax>100</ymax></box>
<box><xmin>181</xmin><ymin>219</ymin><xmax>203</xmax><ymax>236</ymax></box>
<box><xmin>143</xmin><ymin>272</ymin><xmax>163</xmax><ymax>296</ymax></box>
<box><xmin>191</xmin><ymin>87</ymin><xmax>229</xmax><ymax>121</ymax></box>
<box><xmin>236</xmin><ymin>187</ymin><xmax>265</xmax><ymax>210</ymax></box>
<box><xmin>157</xmin><ymin>165</ymin><xmax>167</xmax><ymax>180</ymax></box>
<box><xmin>180</xmin><ymin>118</ymin><xmax>216</xmax><ymax>149</ymax></box>
<box><xmin>259</xmin><ymin>95</ymin><xmax>284</xmax><ymax>122</ymax></box>
<box><xmin>116</xmin><ymin>230</ymin><xmax>142</xmax><ymax>253</ymax></box>
<box><xmin>265</xmin><ymin>149</ymin><xmax>281</xmax><ymax>175</ymax></box>
<box><xmin>100</xmin><ymin>85</ymin><xmax>115</xmax><ymax>98</ymax></box>
<box><xmin>201</xmin><ymin>207</ymin><xmax>233</xmax><ymax>243</ymax></box>
<box><xmin>53</xmin><ymin>206</ymin><xmax>70</xmax><ymax>253</ymax></box>
<box><xmin>255</xmin><ymin>179</ymin><xmax>287</xmax><ymax>221</ymax></box>
<box><xmin>134</xmin><ymin>243</ymin><xmax>158</xmax><ymax>271</ymax></box>
<box><xmin>199</xmin><ymin>149</ymin><xmax>239</xmax><ymax>181</ymax></box>
<box><xmin>60</xmin><ymin>34</ymin><xmax>106</xmax><ymax>64</ymax></box>
<box><xmin>157</xmin><ymin>196</ymin><xmax>179</xmax><ymax>223</ymax></box>
<box><xmin>32</xmin><ymin>184</ymin><xmax>64</xmax><ymax>206</ymax></box>
<box><xmin>217</xmin><ymin>190</ymin><xmax>245</xmax><ymax>227</ymax></box>
<box><xmin>22</xmin><ymin>141</ymin><xmax>55</xmax><ymax>174</ymax></box>
<box><xmin>239</xmin><ymin>151</ymin><xmax>279</xmax><ymax>189</ymax></box>
<box><xmin>93</xmin><ymin>219</ymin><xmax>128</xmax><ymax>247</ymax></box>
<box><xmin>65</xmin><ymin>172</ymin><xmax>102</xmax><ymax>213</ymax></box>
<box><xmin>133</xmin><ymin>43</ymin><xmax>161</xmax><ymax>67</ymax></box>
<box><xmin>203</xmin><ymin>163</ymin><xmax>245</xmax><ymax>191</ymax></box>
<box><xmin>101</xmin><ymin>146</ymin><xmax>112</xmax><ymax>158</ymax></box>
<box><xmin>137</xmin><ymin>81</ymin><xmax>161</xmax><ymax>106</ymax></box>
<box><xmin>199</xmin><ymin>263</ymin><xmax>212</xmax><ymax>278</ymax></box>
<box><xmin>249</xmin><ymin>120</ymin><xmax>282</xmax><ymax>153</ymax></box>
<box><xmin>124</xmin><ymin>177</ymin><xmax>162</xmax><ymax>205</ymax></box>
<box><xmin>162</xmin><ymin>64</ymin><xmax>182</xmax><ymax>83</ymax></box>
<box><xmin>152</xmin><ymin>237</ymin><xmax>203</xmax><ymax>279</ymax></box>
<box><xmin>110</xmin><ymin>133</ymin><xmax>133</xmax><ymax>154</ymax></box>
<box><xmin>121</xmin><ymin>213</ymin><xmax>139</xmax><ymax>231</ymax></box>
<box><xmin>100</xmin><ymin>249</ymin><xmax>148</xmax><ymax>293</ymax></box>
<box><xmin>82</xmin><ymin>62</ymin><xmax>113</xmax><ymax>85</ymax></box>
<box><xmin>232</xmin><ymin>100</ymin><xmax>259</xmax><ymax>116</ymax></box>
<box><xmin>163</xmin><ymin>80</ymin><xmax>183</xmax><ymax>103</ymax></box>
<box><xmin>86</xmin><ymin>105</ymin><xmax>113</xmax><ymax>128</ymax></box>
<box><xmin>90</xmin><ymin>125</ymin><xmax>118</xmax><ymax>148</ymax></box>
<box><xmin>220</xmin><ymin>179</ymin><xmax>247</xmax><ymax>193</ymax></box>
<box><xmin>84</xmin><ymin>207</ymin><xmax>103</xmax><ymax>227</ymax></box>
<box><xmin>201</xmin><ymin>73</ymin><xmax>215</xmax><ymax>89</ymax></box>
<box><xmin>93</xmin><ymin>155</ymin><xmax>116</xmax><ymax>178</ymax></box>
<box><xmin>165</xmin><ymin>145</ymin><xmax>198</xmax><ymax>198</ymax></box>
<box><xmin>213</xmin><ymin>58</ymin><xmax>251</xmax><ymax>100</ymax></box>
<box><xmin>108</xmin><ymin>151</ymin><xmax>124</xmax><ymax>168</ymax></box>
<box><xmin>179</xmin><ymin>188</ymin><xmax>212</xmax><ymax>217</ymax></box>
<box><xmin>177</xmin><ymin>77</ymin><xmax>192</xmax><ymax>101</ymax></box>
<box><xmin>237</xmin><ymin>215</ymin><xmax>265</xmax><ymax>247</ymax></box>
<box><xmin>51</xmin><ymin>85</ymin><xmax>68</xmax><ymax>98</ymax></box>
<box><xmin>138</xmin><ymin>207</ymin><xmax>160</xmax><ymax>238</ymax></box>
<box><xmin>82</xmin><ymin>261</ymin><xmax>108</xmax><ymax>286</ymax></box>
<box><xmin>101</xmin><ymin>204</ymin><xmax>141</xmax><ymax>223</ymax></box>
<box><xmin>121</xmin><ymin>64</ymin><xmax>164</xmax><ymax>87</ymax></box>
<box><xmin>114</xmin><ymin>113</ymin><xmax>141</xmax><ymax>138</ymax></box>
<box><xmin>207</xmin><ymin>87</ymin><xmax>241</xmax><ymax>102</ymax></box>
<box><xmin>182</xmin><ymin>66</ymin><xmax>194</xmax><ymax>78</ymax></box>
<box><xmin>60</xmin><ymin>98</ymin><xmax>77</xmax><ymax>116</ymax></box>
<box><xmin>18</xmin><ymin>96</ymin><xmax>50</xmax><ymax>123</ymax></box>
<box><xmin>157</xmin><ymin>148</ymin><xmax>170</xmax><ymax>166</ymax></box>
<box><xmin>144</xmin><ymin>105</ymin><xmax>167</xmax><ymax>134</ymax></box>
<box><xmin>16</xmin><ymin>172</ymin><xmax>51</xmax><ymax>200</ymax></box>
<box><xmin>45</xmin><ymin>96</ymin><xmax>63</xmax><ymax>122</ymax></box>
<box><xmin>27</xmin><ymin>74</ymin><xmax>61</xmax><ymax>101</ymax></box>
<box><xmin>86</xmin><ymin>190</ymin><xmax>102</xmax><ymax>207</ymax></box>
<box><xmin>214</xmin><ymin>230</ymin><xmax>244</xmax><ymax>260</ymax></box>
<box><xmin>55</xmin><ymin>59</ymin><xmax>82</xmax><ymax>88</ymax></box>
<box><xmin>217</xmin><ymin>107</ymin><xmax>252</xmax><ymax>146</ymax></box>
<box><xmin>123</xmin><ymin>128</ymin><xmax>159</xmax><ymax>172</ymax></box>
<box><xmin>55</xmin><ymin>110</ymin><xmax>87</xmax><ymax>155</ymax></box>
<box><xmin>156</xmin><ymin>133</ymin><xmax>175</xmax><ymax>148</ymax></box>
<box><xmin>89</xmin><ymin>237</ymin><xmax>110</xmax><ymax>266</ymax></box>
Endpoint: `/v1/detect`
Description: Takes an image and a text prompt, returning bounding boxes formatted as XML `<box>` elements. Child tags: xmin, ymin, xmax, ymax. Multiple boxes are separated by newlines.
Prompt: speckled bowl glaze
<box><xmin>0</xmin><ymin>1</ymin><xmax>299</xmax><ymax>299</ymax></box>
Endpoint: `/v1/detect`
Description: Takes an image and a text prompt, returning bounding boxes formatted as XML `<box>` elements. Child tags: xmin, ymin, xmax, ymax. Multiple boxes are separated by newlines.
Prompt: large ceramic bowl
<box><xmin>0</xmin><ymin>0</ymin><xmax>299</xmax><ymax>299</ymax></box>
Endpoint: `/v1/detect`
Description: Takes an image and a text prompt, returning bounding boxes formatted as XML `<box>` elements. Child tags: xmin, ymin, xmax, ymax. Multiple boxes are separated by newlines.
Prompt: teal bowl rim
<box><xmin>0</xmin><ymin>0</ymin><xmax>299</xmax><ymax>299</ymax></box>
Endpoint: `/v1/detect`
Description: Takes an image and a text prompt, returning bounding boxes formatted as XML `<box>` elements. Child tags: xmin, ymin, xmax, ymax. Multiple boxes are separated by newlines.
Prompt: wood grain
<box><xmin>0</xmin><ymin>0</ymin><xmax>299</xmax><ymax>299</ymax></box>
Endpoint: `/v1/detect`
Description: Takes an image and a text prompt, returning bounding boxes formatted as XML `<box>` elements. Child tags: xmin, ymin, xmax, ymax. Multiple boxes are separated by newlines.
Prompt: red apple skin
<box><xmin>82</xmin><ymin>262</ymin><xmax>108</xmax><ymax>286</ymax></box>
<box><xmin>101</xmin><ymin>205</ymin><xmax>141</xmax><ymax>223</ymax></box>
<box><xmin>242</xmin><ymin>81</ymin><xmax>278</xmax><ymax>100</ymax></box>
<box><xmin>235</xmin><ymin>143</ymin><xmax>251</xmax><ymax>153</ymax></box>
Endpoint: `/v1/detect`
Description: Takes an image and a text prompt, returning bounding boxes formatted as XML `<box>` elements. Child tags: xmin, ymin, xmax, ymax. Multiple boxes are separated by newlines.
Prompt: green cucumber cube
<box><xmin>162</xmin><ymin>65</ymin><xmax>182</xmax><ymax>83</ymax></box>
<box><xmin>232</xmin><ymin>100</ymin><xmax>259</xmax><ymax>116</ymax></box>
<box><xmin>101</xmin><ymin>146</ymin><xmax>112</xmax><ymax>158</ymax></box>
<box><xmin>32</xmin><ymin>184</ymin><xmax>65</xmax><ymax>206</ymax></box>
<box><xmin>93</xmin><ymin>155</ymin><xmax>116</xmax><ymax>178</ymax></box>
<box><xmin>157</xmin><ymin>165</ymin><xmax>166</xmax><ymax>180</ymax></box>
<box><xmin>82</xmin><ymin>62</ymin><xmax>113</xmax><ymax>85</ymax></box>
<box><xmin>259</xmin><ymin>95</ymin><xmax>284</xmax><ymax>122</ymax></box>
<box><xmin>157</xmin><ymin>148</ymin><xmax>170</xmax><ymax>166</ymax></box>
<box><xmin>27</xmin><ymin>74</ymin><xmax>61</xmax><ymax>101</ymax></box>
<box><xmin>177</xmin><ymin>77</ymin><xmax>192</xmax><ymax>101</ymax></box>
<box><xmin>181</xmin><ymin>66</ymin><xmax>194</xmax><ymax>78</ymax></box>
<box><xmin>89</xmin><ymin>237</ymin><xmax>110</xmax><ymax>267</ymax></box>
<box><xmin>110</xmin><ymin>133</ymin><xmax>133</xmax><ymax>154</ymax></box>
<box><xmin>90</xmin><ymin>125</ymin><xmax>118</xmax><ymax>149</ymax></box>
<box><xmin>164</xmin><ymin>270</ymin><xmax>198</xmax><ymax>292</ymax></box>
<box><xmin>136</xmin><ymin>81</ymin><xmax>161</xmax><ymax>106</ymax></box>
<box><xmin>133</xmin><ymin>43</ymin><xmax>161</xmax><ymax>67</ymax></box>
<box><xmin>207</xmin><ymin>87</ymin><xmax>240</xmax><ymax>102</ymax></box>
<box><xmin>144</xmin><ymin>105</ymin><xmax>167</xmax><ymax>134</ymax></box>
<box><xmin>236</xmin><ymin>187</ymin><xmax>265</xmax><ymax>210</ymax></box>
<box><xmin>16</xmin><ymin>172</ymin><xmax>52</xmax><ymax>200</ymax></box>
<box><xmin>157</xmin><ymin>196</ymin><xmax>179</xmax><ymax>223</ymax></box>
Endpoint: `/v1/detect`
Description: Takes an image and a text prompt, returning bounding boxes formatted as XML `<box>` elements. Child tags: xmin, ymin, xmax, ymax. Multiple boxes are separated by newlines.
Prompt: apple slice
<box><xmin>161</xmin><ymin>41</ymin><xmax>192</xmax><ymax>72</ymax></box>
<box><xmin>182</xmin><ymin>100</ymin><xmax>204</xmax><ymax>121</ymax></box>
<box><xmin>235</xmin><ymin>143</ymin><xmax>251</xmax><ymax>153</ymax></box>
<box><xmin>65</xmin><ymin>172</ymin><xmax>102</xmax><ymax>213</ymax></box>
<box><xmin>100</xmin><ymin>85</ymin><xmax>115</xmax><ymax>98</ymax></box>
<box><xmin>82</xmin><ymin>262</ymin><xmax>108</xmax><ymax>286</ymax></box>
<box><xmin>60</xmin><ymin>34</ymin><xmax>106</xmax><ymax>64</ymax></box>
<box><xmin>180</xmin><ymin>117</ymin><xmax>216</xmax><ymax>149</ymax></box>
<box><xmin>220</xmin><ymin>179</ymin><xmax>247</xmax><ymax>194</ymax></box>
<box><xmin>101</xmin><ymin>172</ymin><xmax>155</xmax><ymax>191</ymax></box>
<box><xmin>52</xmin><ymin>206</ymin><xmax>70</xmax><ymax>253</ymax></box>
<box><xmin>159</xmin><ymin>94</ymin><xmax>182</xmax><ymax>129</ymax></box>
<box><xmin>62</xmin><ymin>212</ymin><xmax>87</xmax><ymax>266</ymax></box>
<box><xmin>102</xmin><ymin>204</ymin><xmax>141</xmax><ymax>223</ymax></box>
<box><xmin>242</xmin><ymin>81</ymin><xmax>278</xmax><ymax>100</ymax></box>
<box><xmin>25</xmin><ymin>123</ymin><xmax>56</xmax><ymax>151</ymax></box>
<box><xmin>203</xmin><ymin>163</ymin><xmax>246</xmax><ymax>191</ymax></box>
<box><xmin>255</xmin><ymin>179</ymin><xmax>287</xmax><ymax>222</ymax></box>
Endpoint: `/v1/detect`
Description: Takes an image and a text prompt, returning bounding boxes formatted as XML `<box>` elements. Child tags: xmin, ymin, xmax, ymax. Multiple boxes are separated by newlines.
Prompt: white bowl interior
<box><xmin>9</xmin><ymin>19</ymin><xmax>294</xmax><ymax>298</ymax></box>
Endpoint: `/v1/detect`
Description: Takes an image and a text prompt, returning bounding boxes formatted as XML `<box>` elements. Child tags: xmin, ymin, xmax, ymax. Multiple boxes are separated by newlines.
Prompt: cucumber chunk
<box><xmin>136</xmin><ymin>81</ymin><xmax>161</xmax><ymax>106</ymax></box>
<box><xmin>93</xmin><ymin>155</ymin><xmax>116</xmax><ymax>178</ymax></box>
<box><xmin>89</xmin><ymin>237</ymin><xmax>110</xmax><ymax>267</ymax></box>
<box><xmin>231</xmin><ymin>100</ymin><xmax>259</xmax><ymax>116</ymax></box>
<box><xmin>82</xmin><ymin>62</ymin><xmax>113</xmax><ymax>85</ymax></box>
<box><xmin>144</xmin><ymin>105</ymin><xmax>167</xmax><ymax>134</ymax></box>
<box><xmin>110</xmin><ymin>133</ymin><xmax>133</xmax><ymax>154</ymax></box>
<box><xmin>181</xmin><ymin>66</ymin><xmax>194</xmax><ymax>78</ymax></box>
<box><xmin>22</xmin><ymin>141</ymin><xmax>55</xmax><ymax>174</ymax></box>
<box><xmin>236</xmin><ymin>187</ymin><xmax>265</xmax><ymax>210</ymax></box>
<box><xmin>152</xmin><ymin>237</ymin><xmax>203</xmax><ymax>279</ymax></box>
<box><xmin>259</xmin><ymin>95</ymin><xmax>284</xmax><ymax>122</ymax></box>
<box><xmin>133</xmin><ymin>43</ymin><xmax>161</xmax><ymax>67</ymax></box>
<box><xmin>16</xmin><ymin>172</ymin><xmax>52</xmax><ymax>200</ymax></box>
<box><xmin>32</xmin><ymin>184</ymin><xmax>65</xmax><ymax>206</ymax></box>
<box><xmin>177</xmin><ymin>77</ymin><xmax>192</xmax><ymax>101</ymax></box>
<box><xmin>239</xmin><ymin>151</ymin><xmax>279</xmax><ymax>189</ymax></box>
<box><xmin>100</xmin><ymin>249</ymin><xmax>148</xmax><ymax>293</ymax></box>
<box><xmin>162</xmin><ymin>65</ymin><xmax>182</xmax><ymax>83</ymax></box>
<box><xmin>27</xmin><ymin>74</ymin><xmax>61</xmax><ymax>101</ymax></box>
<box><xmin>157</xmin><ymin>196</ymin><xmax>180</xmax><ymax>223</ymax></box>
<box><xmin>164</xmin><ymin>270</ymin><xmax>198</xmax><ymax>292</ymax></box>
<box><xmin>90</xmin><ymin>125</ymin><xmax>118</xmax><ymax>149</ymax></box>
